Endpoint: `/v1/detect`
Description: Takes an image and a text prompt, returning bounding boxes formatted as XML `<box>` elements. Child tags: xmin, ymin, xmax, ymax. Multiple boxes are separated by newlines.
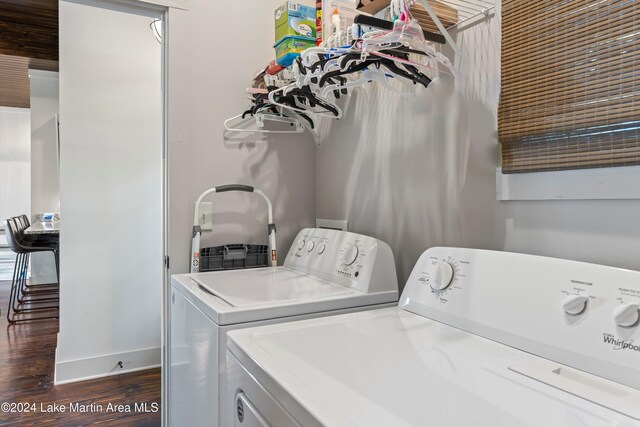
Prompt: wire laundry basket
<box><xmin>191</xmin><ymin>184</ymin><xmax>277</xmax><ymax>273</ymax></box>
<box><xmin>199</xmin><ymin>244</ymin><xmax>269</xmax><ymax>272</ymax></box>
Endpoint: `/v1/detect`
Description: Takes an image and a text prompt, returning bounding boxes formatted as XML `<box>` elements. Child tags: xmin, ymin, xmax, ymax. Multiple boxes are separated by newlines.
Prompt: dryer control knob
<box><xmin>562</xmin><ymin>295</ymin><xmax>589</xmax><ymax>315</ymax></box>
<box><xmin>431</xmin><ymin>261</ymin><xmax>454</xmax><ymax>292</ymax></box>
<box><xmin>613</xmin><ymin>304</ymin><xmax>640</xmax><ymax>327</ymax></box>
<box><xmin>317</xmin><ymin>243</ymin><xmax>326</xmax><ymax>254</ymax></box>
<box><xmin>306</xmin><ymin>241</ymin><xmax>315</xmax><ymax>252</ymax></box>
<box><xmin>342</xmin><ymin>244</ymin><xmax>359</xmax><ymax>266</ymax></box>
<box><xmin>297</xmin><ymin>239</ymin><xmax>306</xmax><ymax>250</ymax></box>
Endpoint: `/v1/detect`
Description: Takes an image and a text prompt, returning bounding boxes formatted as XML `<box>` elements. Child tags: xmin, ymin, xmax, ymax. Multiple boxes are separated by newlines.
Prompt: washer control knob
<box><xmin>613</xmin><ymin>304</ymin><xmax>640</xmax><ymax>327</ymax></box>
<box><xmin>562</xmin><ymin>295</ymin><xmax>589</xmax><ymax>315</ymax></box>
<box><xmin>306</xmin><ymin>241</ymin><xmax>315</xmax><ymax>252</ymax></box>
<box><xmin>317</xmin><ymin>243</ymin><xmax>326</xmax><ymax>254</ymax></box>
<box><xmin>297</xmin><ymin>239</ymin><xmax>306</xmax><ymax>250</ymax></box>
<box><xmin>431</xmin><ymin>261</ymin><xmax>454</xmax><ymax>292</ymax></box>
<box><xmin>342</xmin><ymin>244</ymin><xmax>359</xmax><ymax>266</ymax></box>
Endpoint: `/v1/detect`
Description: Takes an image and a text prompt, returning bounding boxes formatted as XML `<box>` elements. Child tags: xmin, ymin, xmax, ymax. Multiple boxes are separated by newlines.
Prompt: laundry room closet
<box><xmin>6</xmin><ymin>1</ymin><xmax>640</xmax><ymax>425</ymax></box>
<box><xmin>167</xmin><ymin>0</ymin><xmax>640</xmax><ymax>286</ymax></box>
<box><xmin>315</xmin><ymin>2</ymin><xmax>640</xmax><ymax>286</ymax></box>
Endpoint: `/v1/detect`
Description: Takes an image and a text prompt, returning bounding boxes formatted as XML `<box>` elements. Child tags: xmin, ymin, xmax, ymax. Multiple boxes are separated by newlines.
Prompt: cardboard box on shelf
<box><xmin>355</xmin><ymin>0</ymin><xmax>390</xmax><ymax>15</ymax></box>
<box><xmin>275</xmin><ymin>2</ymin><xmax>317</xmax><ymax>42</ymax></box>
<box><xmin>355</xmin><ymin>0</ymin><xmax>458</xmax><ymax>33</ymax></box>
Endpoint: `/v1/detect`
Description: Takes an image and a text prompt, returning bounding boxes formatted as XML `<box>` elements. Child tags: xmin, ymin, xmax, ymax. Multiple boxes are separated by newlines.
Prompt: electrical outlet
<box><xmin>316</xmin><ymin>219</ymin><xmax>348</xmax><ymax>231</ymax></box>
<box><xmin>198</xmin><ymin>202</ymin><xmax>213</xmax><ymax>231</ymax></box>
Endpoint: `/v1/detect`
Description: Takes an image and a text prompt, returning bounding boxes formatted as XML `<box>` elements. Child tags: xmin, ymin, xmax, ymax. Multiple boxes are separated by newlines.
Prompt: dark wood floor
<box><xmin>0</xmin><ymin>281</ymin><xmax>161</xmax><ymax>426</ymax></box>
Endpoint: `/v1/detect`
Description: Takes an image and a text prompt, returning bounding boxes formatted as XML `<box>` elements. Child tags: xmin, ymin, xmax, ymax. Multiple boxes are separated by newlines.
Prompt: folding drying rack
<box><xmin>191</xmin><ymin>185</ymin><xmax>277</xmax><ymax>273</ymax></box>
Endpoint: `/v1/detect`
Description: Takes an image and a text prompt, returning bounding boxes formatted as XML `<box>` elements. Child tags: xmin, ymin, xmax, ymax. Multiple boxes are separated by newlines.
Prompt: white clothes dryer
<box><xmin>226</xmin><ymin>247</ymin><xmax>640</xmax><ymax>427</ymax></box>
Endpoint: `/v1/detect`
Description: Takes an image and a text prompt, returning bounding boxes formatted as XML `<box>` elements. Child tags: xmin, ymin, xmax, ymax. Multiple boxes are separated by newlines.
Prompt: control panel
<box><xmin>283</xmin><ymin>228</ymin><xmax>398</xmax><ymax>294</ymax></box>
<box><xmin>400</xmin><ymin>247</ymin><xmax>640</xmax><ymax>391</ymax></box>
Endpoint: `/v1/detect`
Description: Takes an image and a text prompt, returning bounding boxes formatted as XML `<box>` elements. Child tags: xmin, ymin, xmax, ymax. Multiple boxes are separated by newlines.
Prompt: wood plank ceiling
<box><xmin>0</xmin><ymin>0</ymin><xmax>58</xmax><ymax>108</ymax></box>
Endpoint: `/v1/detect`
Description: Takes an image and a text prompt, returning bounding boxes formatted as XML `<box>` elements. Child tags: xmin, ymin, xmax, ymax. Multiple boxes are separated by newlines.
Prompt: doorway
<box><xmin>55</xmin><ymin>0</ymin><xmax>166</xmax><ymax>389</ymax></box>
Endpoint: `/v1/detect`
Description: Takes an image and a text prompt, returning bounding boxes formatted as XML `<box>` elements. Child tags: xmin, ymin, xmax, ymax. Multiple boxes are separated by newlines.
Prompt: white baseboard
<box><xmin>54</xmin><ymin>347</ymin><xmax>161</xmax><ymax>385</ymax></box>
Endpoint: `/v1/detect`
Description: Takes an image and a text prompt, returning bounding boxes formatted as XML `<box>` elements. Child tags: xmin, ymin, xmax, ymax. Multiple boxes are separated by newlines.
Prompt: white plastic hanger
<box><xmin>224</xmin><ymin>111</ymin><xmax>305</xmax><ymax>134</ymax></box>
<box><xmin>301</xmin><ymin>47</ymin><xmax>351</xmax><ymax>70</ymax></box>
<box><xmin>361</xmin><ymin>19</ymin><xmax>454</xmax><ymax>76</ymax></box>
<box><xmin>320</xmin><ymin>67</ymin><xmax>401</xmax><ymax>97</ymax></box>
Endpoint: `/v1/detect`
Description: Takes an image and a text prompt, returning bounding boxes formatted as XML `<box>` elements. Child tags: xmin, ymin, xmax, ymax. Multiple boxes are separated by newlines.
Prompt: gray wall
<box><xmin>316</xmin><ymin>15</ymin><xmax>640</xmax><ymax>288</ymax></box>
<box><xmin>167</xmin><ymin>0</ymin><xmax>316</xmax><ymax>273</ymax></box>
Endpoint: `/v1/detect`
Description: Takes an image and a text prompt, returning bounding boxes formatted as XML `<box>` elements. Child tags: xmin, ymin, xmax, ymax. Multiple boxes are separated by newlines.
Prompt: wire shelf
<box><xmin>439</xmin><ymin>0</ymin><xmax>494</xmax><ymax>25</ymax></box>
<box><xmin>409</xmin><ymin>0</ymin><xmax>496</xmax><ymax>31</ymax></box>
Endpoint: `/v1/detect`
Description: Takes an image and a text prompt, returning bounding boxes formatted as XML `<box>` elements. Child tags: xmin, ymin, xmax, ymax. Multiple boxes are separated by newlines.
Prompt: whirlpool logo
<box><xmin>603</xmin><ymin>333</ymin><xmax>640</xmax><ymax>352</ymax></box>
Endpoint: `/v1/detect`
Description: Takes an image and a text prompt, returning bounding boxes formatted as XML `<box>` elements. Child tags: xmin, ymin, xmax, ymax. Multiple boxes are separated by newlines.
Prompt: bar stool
<box><xmin>11</xmin><ymin>216</ymin><xmax>59</xmax><ymax>295</ymax></box>
<box><xmin>4</xmin><ymin>218</ymin><xmax>59</xmax><ymax>323</ymax></box>
<box><xmin>13</xmin><ymin>215</ymin><xmax>59</xmax><ymax>291</ymax></box>
<box><xmin>6</xmin><ymin>218</ymin><xmax>59</xmax><ymax>322</ymax></box>
<box><xmin>19</xmin><ymin>215</ymin><xmax>58</xmax><ymax>246</ymax></box>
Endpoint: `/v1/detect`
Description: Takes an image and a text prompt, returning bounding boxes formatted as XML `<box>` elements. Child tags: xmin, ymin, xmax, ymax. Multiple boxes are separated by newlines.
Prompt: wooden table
<box><xmin>24</xmin><ymin>220</ymin><xmax>60</xmax><ymax>235</ymax></box>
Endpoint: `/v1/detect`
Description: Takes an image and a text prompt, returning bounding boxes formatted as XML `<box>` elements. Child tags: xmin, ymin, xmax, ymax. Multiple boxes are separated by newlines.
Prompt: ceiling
<box><xmin>0</xmin><ymin>0</ymin><xmax>58</xmax><ymax>108</ymax></box>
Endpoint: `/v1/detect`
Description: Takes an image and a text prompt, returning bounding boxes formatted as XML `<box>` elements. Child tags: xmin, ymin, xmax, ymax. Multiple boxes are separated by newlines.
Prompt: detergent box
<box><xmin>274</xmin><ymin>35</ymin><xmax>316</xmax><ymax>66</ymax></box>
<box><xmin>275</xmin><ymin>2</ymin><xmax>317</xmax><ymax>41</ymax></box>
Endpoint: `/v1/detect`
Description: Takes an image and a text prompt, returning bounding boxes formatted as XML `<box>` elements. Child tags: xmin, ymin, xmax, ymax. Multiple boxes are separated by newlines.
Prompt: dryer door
<box><xmin>235</xmin><ymin>392</ymin><xmax>270</xmax><ymax>427</ymax></box>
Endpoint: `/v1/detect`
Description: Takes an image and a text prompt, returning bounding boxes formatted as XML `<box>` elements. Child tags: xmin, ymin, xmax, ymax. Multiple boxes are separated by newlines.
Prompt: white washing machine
<box><xmin>226</xmin><ymin>247</ymin><xmax>640</xmax><ymax>426</ymax></box>
<box><xmin>168</xmin><ymin>228</ymin><xmax>398</xmax><ymax>427</ymax></box>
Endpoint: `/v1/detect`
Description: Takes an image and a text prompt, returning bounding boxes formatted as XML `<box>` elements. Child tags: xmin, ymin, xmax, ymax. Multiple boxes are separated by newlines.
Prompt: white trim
<box><xmin>54</xmin><ymin>347</ymin><xmax>161</xmax><ymax>384</ymax></box>
<box><xmin>316</xmin><ymin>219</ymin><xmax>349</xmax><ymax>231</ymax></box>
<box><xmin>0</xmin><ymin>106</ymin><xmax>30</xmax><ymax>113</ymax></box>
<box><xmin>104</xmin><ymin>0</ymin><xmax>188</xmax><ymax>10</ymax></box>
<box><xmin>161</xmin><ymin>7</ymin><xmax>170</xmax><ymax>426</ymax></box>
<box><xmin>138</xmin><ymin>0</ymin><xmax>188</xmax><ymax>10</ymax></box>
<box><xmin>496</xmin><ymin>166</ymin><xmax>640</xmax><ymax>201</ymax></box>
<box><xmin>28</xmin><ymin>69</ymin><xmax>59</xmax><ymax>80</ymax></box>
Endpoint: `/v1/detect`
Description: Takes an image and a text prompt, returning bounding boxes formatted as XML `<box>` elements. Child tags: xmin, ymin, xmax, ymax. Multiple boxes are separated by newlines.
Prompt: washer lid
<box><xmin>227</xmin><ymin>308</ymin><xmax>638</xmax><ymax>427</ymax></box>
<box><xmin>171</xmin><ymin>268</ymin><xmax>398</xmax><ymax>326</ymax></box>
<box><xmin>190</xmin><ymin>268</ymin><xmax>354</xmax><ymax>307</ymax></box>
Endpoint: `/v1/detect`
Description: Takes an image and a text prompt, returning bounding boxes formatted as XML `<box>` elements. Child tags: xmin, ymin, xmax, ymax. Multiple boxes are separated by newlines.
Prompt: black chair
<box><xmin>13</xmin><ymin>215</ymin><xmax>59</xmax><ymax>286</ymax></box>
<box><xmin>18</xmin><ymin>215</ymin><xmax>58</xmax><ymax>246</ymax></box>
<box><xmin>11</xmin><ymin>215</ymin><xmax>59</xmax><ymax>293</ymax></box>
<box><xmin>6</xmin><ymin>217</ymin><xmax>59</xmax><ymax>320</ymax></box>
<box><xmin>4</xmin><ymin>218</ymin><xmax>59</xmax><ymax>324</ymax></box>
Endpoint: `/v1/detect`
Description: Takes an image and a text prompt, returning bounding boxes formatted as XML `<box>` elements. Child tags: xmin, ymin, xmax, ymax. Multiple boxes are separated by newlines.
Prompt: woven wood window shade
<box><xmin>499</xmin><ymin>0</ymin><xmax>640</xmax><ymax>174</ymax></box>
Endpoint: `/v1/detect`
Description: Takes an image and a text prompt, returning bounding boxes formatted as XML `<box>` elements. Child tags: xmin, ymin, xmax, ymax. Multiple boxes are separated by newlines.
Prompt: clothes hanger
<box><xmin>288</xmin><ymin>85</ymin><xmax>342</xmax><ymax>118</ymax></box>
<box><xmin>356</xmin><ymin>10</ymin><xmax>454</xmax><ymax>76</ymax></box>
<box><xmin>294</xmin><ymin>56</ymin><xmax>349</xmax><ymax>99</ymax></box>
<box><xmin>300</xmin><ymin>45</ymin><xmax>358</xmax><ymax>69</ymax></box>
<box><xmin>240</xmin><ymin>85</ymin><xmax>318</xmax><ymax>130</ymax></box>
<box><xmin>268</xmin><ymin>83</ymin><xmax>343</xmax><ymax>119</ymax></box>
<box><xmin>320</xmin><ymin>67</ymin><xmax>399</xmax><ymax>97</ymax></box>
<box><xmin>377</xmin><ymin>52</ymin><xmax>433</xmax><ymax>87</ymax></box>
<box><xmin>225</xmin><ymin>92</ymin><xmax>313</xmax><ymax>134</ymax></box>
<box><xmin>253</xmin><ymin>102</ymin><xmax>316</xmax><ymax>129</ymax></box>
<box><xmin>224</xmin><ymin>112</ymin><xmax>305</xmax><ymax>134</ymax></box>
<box><xmin>316</xmin><ymin>53</ymin><xmax>429</xmax><ymax>88</ymax></box>
<box><xmin>353</xmin><ymin>15</ymin><xmax>445</xmax><ymax>44</ymax></box>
